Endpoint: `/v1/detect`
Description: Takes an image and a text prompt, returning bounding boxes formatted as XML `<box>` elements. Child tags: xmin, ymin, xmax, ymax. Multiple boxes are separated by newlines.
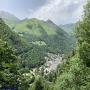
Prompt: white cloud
<box><xmin>28</xmin><ymin>9</ymin><xmax>34</xmax><ymax>13</ymax></box>
<box><xmin>73</xmin><ymin>0</ymin><xmax>79</xmax><ymax>4</ymax></box>
<box><xmin>29</xmin><ymin>0</ymin><xmax>86</xmax><ymax>25</ymax></box>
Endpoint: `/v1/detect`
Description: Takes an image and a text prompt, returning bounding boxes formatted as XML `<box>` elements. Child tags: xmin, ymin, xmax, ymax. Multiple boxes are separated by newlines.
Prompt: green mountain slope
<box><xmin>0</xmin><ymin>18</ymin><xmax>45</xmax><ymax>68</ymax></box>
<box><xmin>0</xmin><ymin>11</ymin><xmax>20</xmax><ymax>28</ymax></box>
<box><xmin>60</xmin><ymin>23</ymin><xmax>76</xmax><ymax>47</ymax></box>
<box><xmin>14</xmin><ymin>18</ymin><xmax>73</xmax><ymax>54</ymax></box>
<box><xmin>60</xmin><ymin>23</ymin><xmax>75</xmax><ymax>35</ymax></box>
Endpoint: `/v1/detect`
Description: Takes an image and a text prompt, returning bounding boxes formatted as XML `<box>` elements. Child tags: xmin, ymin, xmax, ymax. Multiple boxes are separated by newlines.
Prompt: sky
<box><xmin>0</xmin><ymin>0</ymin><xmax>86</xmax><ymax>25</ymax></box>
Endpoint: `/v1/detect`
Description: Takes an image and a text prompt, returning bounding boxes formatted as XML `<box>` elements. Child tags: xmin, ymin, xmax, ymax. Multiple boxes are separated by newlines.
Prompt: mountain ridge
<box><xmin>14</xmin><ymin>18</ymin><xmax>74</xmax><ymax>54</ymax></box>
<box><xmin>0</xmin><ymin>11</ymin><xmax>20</xmax><ymax>28</ymax></box>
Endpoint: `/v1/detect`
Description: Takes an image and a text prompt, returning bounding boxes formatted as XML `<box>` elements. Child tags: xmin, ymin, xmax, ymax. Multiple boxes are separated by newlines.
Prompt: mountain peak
<box><xmin>46</xmin><ymin>19</ymin><xmax>57</xmax><ymax>27</ymax></box>
<box><xmin>46</xmin><ymin>19</ymin><xmax>54</xmax><ymax>24</ymax></box>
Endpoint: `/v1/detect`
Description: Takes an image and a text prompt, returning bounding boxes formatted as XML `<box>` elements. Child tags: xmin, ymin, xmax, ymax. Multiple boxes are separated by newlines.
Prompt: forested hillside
<box><xmin>14</xmin><ymin>18</ymin><xmax>74</xmax><ymax>54</ymax></box>
<box><xmin>0</xmin><ymin>18</ymin><xmax>46</xmax><ymax>68</ymax></box>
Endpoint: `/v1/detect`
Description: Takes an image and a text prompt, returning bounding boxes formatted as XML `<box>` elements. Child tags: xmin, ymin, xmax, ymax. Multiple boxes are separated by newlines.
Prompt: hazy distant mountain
<box><xmin>60</xmin><ymin>23</ymin><xmax>76</xmax><ymax>35</ymax></box>
<box><xmin>60</xmin><ymin>23</ymin><xmax>77</xmax><ymax>48</ymax></box>
<box><xmin>0</xmin><ymin>11</ymin><xmax>20</xmax><ymax>28</ymax></box>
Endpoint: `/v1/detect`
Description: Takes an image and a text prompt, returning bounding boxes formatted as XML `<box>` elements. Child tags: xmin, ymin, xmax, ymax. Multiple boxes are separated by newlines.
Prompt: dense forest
<box><xmin>0</xmin><ymin>0</ymin><xmax>90</xmax><ymax>90</ymax></box>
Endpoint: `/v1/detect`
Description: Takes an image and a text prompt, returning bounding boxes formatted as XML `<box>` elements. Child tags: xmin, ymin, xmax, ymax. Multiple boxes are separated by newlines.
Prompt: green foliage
<box><xmin>0</xmin><ymin>40</ymin><xmax>21</xmax><ymax>89</ymax></box>
<box><xmin>0</xmin><ymin>39</ymin><xmax>32</xmax><ymax>89</ymax></box>
<box><xmin>76</xmin><ymin>0</ymin><xmax>90</xmax><ymax>67</ymax></box>
<box><xmin>45</xmin><ymin>71</ymin><xmax>57</xmax><ymax>83</ymax></box>
<box><xmin>0</xmin><ymin>39</ymin><xmax>17</xmax><ymax>87</ymax></box>
<box><xmin>30</xmin><ymin>76</ymin><xmax>53</xmax><ymax>90</ymax></box>
<box><xmin>54</xmin><ymin>57</ymin><xmax>87</xmax><ymax>90</ymax></box>
<box><xmin>34</xmin><ymin>77</ymin><xmax>44</xmax><ymax>90</ymax></box>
